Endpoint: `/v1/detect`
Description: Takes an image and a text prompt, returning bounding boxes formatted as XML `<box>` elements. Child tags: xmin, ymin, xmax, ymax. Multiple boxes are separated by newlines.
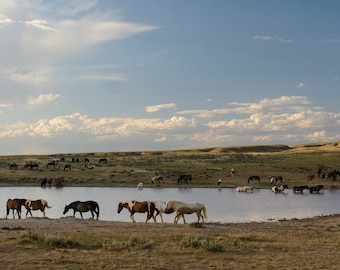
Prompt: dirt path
<box><xmin>1</xmin><ymin>215</ymin><xmax>339</xmax><ymax>269</ymax></box>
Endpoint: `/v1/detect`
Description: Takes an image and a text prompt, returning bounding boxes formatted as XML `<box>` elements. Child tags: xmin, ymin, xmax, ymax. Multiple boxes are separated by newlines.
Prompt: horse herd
<box><xmin>235</xmin><ymin>184</ymin><xmax>324</xmax><ymax>194</ymax></box>
<box><xmin>6</xmin><ymin>198</ymin><xmax>207</xmax><ymax>224</ymax></box>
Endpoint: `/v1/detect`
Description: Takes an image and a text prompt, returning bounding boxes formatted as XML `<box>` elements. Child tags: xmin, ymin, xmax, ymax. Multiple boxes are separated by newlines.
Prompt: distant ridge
<box><xmin>209</xmin><ymin>144</ymin><xmax>291</xmax><ymax>153</ymax></box>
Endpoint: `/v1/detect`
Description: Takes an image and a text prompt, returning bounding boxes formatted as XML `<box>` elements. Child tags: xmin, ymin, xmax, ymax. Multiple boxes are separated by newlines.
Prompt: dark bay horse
<box><xmin>309</xmin><ymin>185</ymin><xmax>324</xmax><ymax>194</ymax></box>
<box><xmin>25</xmin><ymin>199</ymin><xmax>51</xmax><ymax>218</ymax></box>
<box><xmin>178</xmin><ymin>174</ymin><xmax>192</xmax><ymax>183</ymax></box>
<box><xmin>117</xmin><ymin>201</ymin><xmax>156</xmax><ymax>223</ymax></box>
<box><xmin>248</xmin><ymin>175</ymin><xmax>260</xmax><ymax>183</ymax></box>
<box><xmin>63</xmin><ymin>201</ymin><xmax>100</xmax><ymax>220</ymax></box>
<box><xmin>293</xmin><ymin>185</ymin><xmax>309</xmax><ymax>193</ymax></box>
<box><xmin>6</xmin><ymin>198</ymin><xmax>27</xmax><ymax>219</ymax></box>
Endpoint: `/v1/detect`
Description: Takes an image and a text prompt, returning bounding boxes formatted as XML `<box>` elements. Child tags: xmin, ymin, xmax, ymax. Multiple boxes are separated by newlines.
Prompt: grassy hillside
<box><xmin>1</xmin><ymin>142</ymin><xmax>339</xmax><ymax>188</ymax></box>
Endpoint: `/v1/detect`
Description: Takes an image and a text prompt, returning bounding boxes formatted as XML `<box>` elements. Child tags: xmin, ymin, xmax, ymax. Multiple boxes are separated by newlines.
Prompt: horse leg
<box><xmin>130</xmin><ymin>212</ymin><xmax>136</xmax><ymax>223</ymax></box>
<box><xmin>182</xmin><ymin>214</ymin><xmax>186</xmax><ymax>224</ymax></box>
<box><xmin>160</xmin><ymin>213</ymin><xmax>164</xmax><ymax>223</ymax></box>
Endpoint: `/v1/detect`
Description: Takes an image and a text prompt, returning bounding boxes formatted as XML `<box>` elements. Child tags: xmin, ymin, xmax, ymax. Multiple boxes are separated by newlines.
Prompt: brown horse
<box><xmin>307</xmin><ymin>175</ymin><xmax>315</xmax><ymax>181</ymax></box>
<box><xmin>178</xmin><ymin>174</ymin><xmax>192</xmax><ymax>183</ymax></box>
<box><xmin>63</xmin><ymin>201</ymin><xmax>99</xmax><ymax>220</ymax></box>
<box><xmin>6</xmin><ymin>198</ymin><xmax>27</xmax><ymax>219</ymax></box>
<box><xmin>117</xmin><ymin>201</ymin><xmax>156</xmax><ymax>223</ymax></box>
<box><xmin>25</xmin><ymin>199</ymin><xmax>51</xmax><ymax>218</ymax></box>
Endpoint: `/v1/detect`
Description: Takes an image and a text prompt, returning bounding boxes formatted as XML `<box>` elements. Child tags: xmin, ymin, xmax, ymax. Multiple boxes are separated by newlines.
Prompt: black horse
<box><xmin>309</xmin><ymin>185</ymin><xmax>324</xmax><ymax>194</ymax></box>
<box><xmin>63</xmin><ymin>201</ymin><xmax>100</xmax><ymax>220</ymax></box>
<box><xmin>293</xmin><ymin>185</ymin><xmax>309</xmax><ymax>193</ymax></box>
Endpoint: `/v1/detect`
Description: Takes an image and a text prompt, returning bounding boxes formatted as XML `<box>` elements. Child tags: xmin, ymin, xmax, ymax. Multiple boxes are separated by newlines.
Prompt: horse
<box><xmin>25</xmin><ymin>199</ymin><xmax>51</xmax><ymax>218</ymax></box>
<box><xmin>9</xmin><ymin>163</ymin><xmax>18</xmax><ymax>170</ymax></box>
<box><xmin>293</xmin><ymin>185</ymin><xmax>309</xmax><ymax>193</ymax></box>
<box><xmin>151</xmin><ymin>175</ymin><xmax>163</xmax><ymax>184</ymax></box>
<box><xmin>248</xmin><ymin>175</ymin><xmax>260</xmax><ymax>183</ymax></box>
<box><xmin>272</xmin><ymin>184</ymin><xmax>288</xmax><ymax>193</ymax></box>
<box><xmin>269</xmin><ymin>176</ymin><xmax>283</xmax><ymax>185</ymax></box>
<box><xmin>178</xmin><ymin>174</ymin><xmax>192</xmax><ymax>183</ymax></box>
<box><xmin>6</xmin><ymin>198</ymin><xmax>27</xmax><ymax>219</ymax></box>
<box><xmin>137</xmin><ymin>182</ymin><xmax>144</xmax><ymax>189</ymax></box>
<box><xmin>23</xmin><ymin>162</ymin><xmax>39</xmax><ymax>170</ymax></box>
<box><xmin>63</xmin><ymin>201</ymin><xmax>100</xmax><ymax>220</ymax></box>
<box><xmin>85</xmin><ymin>164</ymin><xmax>95</xmax><ymax>170</ymax></box>
<box><xmin>235</xmin><ymin>186</ymin><xmax>253</xmax><ymax>192</ymax></box>
<box><xmin>153</xmin><ymin>200</ymin><xmax>175</xmax><ymax>223</ymax></box>
<box><xmin>164</xmin><ymin>201</ymin><xmax>207</xmax><ymax>224</ymax></box>
<box><xmin>64</xmin><ymin>164</ymin><xmax>71</xmax><ymax>171</ymax></box>
<box><xmin>47</xmin><ymin>160</ymin><xmax>58</xmax><ymax>167</ymax></box>
<box><xmin>309</xmin><ymin>185</ymin><xmax>324</xmax><ymax>194</ymax></box>
<box><xmin>99</xmin><ymin>158</ymin><xmax>107</xmax><ymax>163</ymax></box>
<box><xmin>117</xmin><ymin>201</ymin><xmax>156</xmax><ymax>223</ymax></box>
<box><xmin>307</xmin><ymin>175</ymin><xmax>315</xmax><ymax>181</ymax></box>
<box><xmin>327</xmin><ymin>171</ymin><xmax>338</xmax><ymax>181</ymax></box>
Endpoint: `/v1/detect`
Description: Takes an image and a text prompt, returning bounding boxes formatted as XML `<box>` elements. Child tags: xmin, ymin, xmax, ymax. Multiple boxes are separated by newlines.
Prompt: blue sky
<box><xmin>1</xmin><ymin>0</ymin><xmax>339</xmax><ymax>155</ymax></box>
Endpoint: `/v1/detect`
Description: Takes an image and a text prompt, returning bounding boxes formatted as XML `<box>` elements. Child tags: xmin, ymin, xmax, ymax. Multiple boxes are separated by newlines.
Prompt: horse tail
<box><xmin>42</xmin><ymin>200</ymin><xmax>51</xmax><ymax>208</ymax></box>
<box><xmin>202</xmin><ymin>205</ymin><xmax>207</xmax><ymax>220</ymax></box>
<box><xmin>96</xmin><ymin>204</ymin><xmax>100</xmax><ymax>219</ymax></box>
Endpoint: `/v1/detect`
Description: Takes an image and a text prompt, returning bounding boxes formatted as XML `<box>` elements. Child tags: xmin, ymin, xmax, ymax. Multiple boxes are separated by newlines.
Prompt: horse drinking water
<box><xmin>164</xmin><ymin>201</ymin><xmax>207</xmax><ymax>224</ymax></box>
<box><xmin>117</xmin><ymin>201</ymin><xmax>156</xmax><ymax>223</ymax></box>
<box><xmin>63</xmin><ymin>201</ymin><xmax>100</xmax><ymax>220</ymax></box>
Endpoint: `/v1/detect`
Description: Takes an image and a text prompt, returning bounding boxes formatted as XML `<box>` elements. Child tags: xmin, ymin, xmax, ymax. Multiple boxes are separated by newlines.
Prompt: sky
<box><xmin>1</xmin><ymin>0</ymin><xmax>340</xmax><ymax>155</ymax></box>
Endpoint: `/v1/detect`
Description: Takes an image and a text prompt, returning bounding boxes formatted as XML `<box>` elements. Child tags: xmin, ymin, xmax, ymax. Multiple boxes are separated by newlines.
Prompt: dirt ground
<box><xmin>1</xmin><ymin>214</ymin><xmax>339</xmax><ymax>270</ymax></box>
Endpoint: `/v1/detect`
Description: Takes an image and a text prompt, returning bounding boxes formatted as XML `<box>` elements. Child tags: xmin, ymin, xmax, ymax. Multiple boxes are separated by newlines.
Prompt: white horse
<box><xmin>137</xmin><ymin>182</ymin><xmax>144</xmax><ymax>190</ymax></box>
<box><xmin>272</xmin><ymin>184</ymin><xmax>288</xmax><ymax>193</ymax></box>
<box><xmin>235</xmin><ymin>186</ymin><xmax>253</xmax><ymax>192</ymax></box>
<box><xmin>165</xmin><ymin>201</ymin><xmax>207</xmax><ymax>224</ymax></box>
<box><xmin>153</xmin><ymin>200</ymin><xmax>175</xmax><ymax>223</ymax></box>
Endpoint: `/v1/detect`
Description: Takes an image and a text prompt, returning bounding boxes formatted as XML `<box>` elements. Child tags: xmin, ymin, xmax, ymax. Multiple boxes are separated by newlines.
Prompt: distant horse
<box><xmin>309</xmin><ymin>185</ymin><xmax>324</xmax><ymax>194</ymax></box>
<box><xmin>63</xmin><ymin>201</ymin><xmax>100</xmax><ymax>220</ymax></box>
<box><xmin>307</xmin><ymin>175</ymin><xmax>315</xmax><ymax>181</ymax></box>
<box><xmin>327</xmin><ymin>171</ymin><xmax>338</xmax><ymax>181</ymax></box>
<box><xmin>99</xmin><ymin>158</ymin><xmax>107</xmax><ymax>163</ymax></box>
<box><xmin>6</xmin><ymin>198</ymin><xmax>27</xmax><ymax>219</ymax></box>
<box><xmin>47</xmin><ymin>160</ymin><xmax>58</xmax><ymax>167</ymax></box>
<box><xmin>117</xmin><ymin>201</ymin><xmax>156</xmax><ymax>223</ymax></box>
<box><xmin>269</xmin><ymin>176</ymin><xmax>283</xmax><ymax>185</ymax></box>
<box><xmin>23</xmin><ymin>163</ymin><xmax>38</xmax><ymax>170</ymax></box>
<box><xmin>153</xmin><ymin>200</ymin><xmax>175</xmax><ymax>223</ymax></box>
<box><xmin>248</xmin><ymin>175</ymin><xmax>260</xmax><ymax>183</ymax></box>
<box><xmin>164</xmin><ymin>201</ymin><xmax>207</xmax><ymax>224</ymax></box>
<box><xmin>137</xmin><ymin>182</ymin><xmax>144</xmax><ymax>189</ymax></box>
<box><xmin>9</xmin><ymin>163</ymin><xmax>18</xmax><ymax>170</ymax></box>
<box><xmin>235</xmin><ymin>186</ymin><xmax>253</xmax><ymax>192</ymax></box>
<box><xmin>151</xmin><ymin>175</ymin><xmax>163</xmax><ymax>184</ymax></box>
<box><xmin>272</xmin><ymin>185</ymin><xmax>288</xmax><ymax>193</ymax></box>
<box><xmin>40</xmin><ymin>177</ymin><xmax>48</xmax><ymax>188</ymax></box>
<box><xmin>64</xmin><ymin>164</ymin><xmax>71</xmax><ymax>171</ymax></box>
<box><xmin>25</xmin><ymin>199</ymin><xmax>51</xmax><ymax>218</ymax></box>
<box><xmin>178</xmin><ymin>174</ymin><xmax>192</xmax><ymax>183</ymax></box>
<box><xmin>85</xmin><ymin>164</ymin><xmax>95</xmax><ymax>170</ymax></box>
<box><xmin>293</xmin><ymin>185</ymin><xmax>309</xmax><ymax>193</ymax></box>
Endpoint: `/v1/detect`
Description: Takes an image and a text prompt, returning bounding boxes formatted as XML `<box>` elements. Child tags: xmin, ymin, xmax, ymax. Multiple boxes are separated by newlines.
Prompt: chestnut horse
<box><xmin>6</xmin><ymin>198</ymin><xmax>27</xmax><ymax>219</ymax></box>
<box><xmin>117</xmin><ymin>201</ymin><xmax>156</xmax><ymax>223</ymax></box>
<box><xmin>25</xmin><ymin>199</ymin><xmax>51</xmax><ymax>218</ymax></box>
<box><xmin>63</xmin><ymin>201</ymin><xmax>99</xmax><ymax>220</ymax></box>
<box><xmin>164</xmin><ymin>201</ymin><xmax>207</xmax><ymax>224</ymax></box>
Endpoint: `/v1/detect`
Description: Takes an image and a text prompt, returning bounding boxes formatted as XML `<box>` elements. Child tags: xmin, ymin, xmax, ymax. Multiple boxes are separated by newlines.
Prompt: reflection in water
<box><xmin>0</xmin><ymin>187</ymin><xmax>338</xmax><ymax>223</ymax></box>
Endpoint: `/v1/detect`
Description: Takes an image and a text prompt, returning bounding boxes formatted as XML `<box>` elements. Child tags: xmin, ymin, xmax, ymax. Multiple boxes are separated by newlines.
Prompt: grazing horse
<box><xmin>137</xmin><ymin>182</ymin><xmax>144</xmax><ymax>189</ymax></box>
<box><xmin>99</xmin><ymin>158</ymin><xmax>107</xmax><ymax>163</ymax></box>
<box><xmin>151</xmin><ymin>175</ymin><xmax>163</xmax><ymax>184</ymax></box>
<box><xmin>23</xmin><ymin>162</ymin><xmax>39</xmax><ymax>170</ymax></box>
<box><xmin>248</xmin><ymin>175</ymin><xmax>260</xmax><ymax>183</ymax></box>
<box><xmin>64</xmin><ymin>164</ymin><xmax>71</xmax><ymax>171</ymax></box>
<box><xmin>6</xmin><ymin>198</ymin><xmax>27</xmax><ymax>219</ymax></box>
<box><xmin>153</xmin><ymin>200</ymin><xmax>175</xmax><ymax>223</ymax></box>
<box><xmin>293</xmin><ymin>185</ymin><xmax>309</xmax><ymax>193</ymax></box>
<box><xmin>9</xmin><ymin>163</ymin><xmax>18</xmax><ymax>170</ymax></box>
<box><xmin>309</xmin><ymin>185</ymin><xmax>324</xmax><ymax>194</ymax></box>
<box><xmin>63</xmin><ymin>201</ymin><xmax>100</xmax><ymax>220</ymax></box>
<box><xmin>178</xmin><ymin>174</ymin><xmax>192</xmax><ymax>183</ymax></box>
<box><xmin>47</xmin><ymin>160</ymin><xmax>58</xmax><ymax>167</ymax></box>
<box><xmin>307</xmin><ymin>175</ymin><xmax>315</xmax><ymax>181</ymax></box>
<box><xmin>235</xmin><ymin>186</ymin><xmax>253</xmax><ymax>192</ymax></box>
<box><xmin>269</xmin><ymin>176</ymin><xmax>283</xmax><ymax>185</ymax></box>
<box><xmin>327</xmin><ymin>171</ymin><xmax>338</xmax><ymax>181</ymax></box>
<box><xmin>272</xmin><ymin>184</ymin><xmax>288</xmax><ymax>193</ymax></box>
<box><xmin>85</xmin><ymin>164</ymin><xmax>95</xmax><ymax>170</ymax></box>
<box><xmin>164</xmin><ymin>201</ymin><xmax>207</xmax><ymax>224</ymax></box>
<box><xmin>117</xmin><ymin>201</ymin><xmax>156</xmax><ymax>223</ymax></box>
<box><xmin>25</xmin><ymin>199</ymin><xmax>51</xmax><ymax>218</ymax></box>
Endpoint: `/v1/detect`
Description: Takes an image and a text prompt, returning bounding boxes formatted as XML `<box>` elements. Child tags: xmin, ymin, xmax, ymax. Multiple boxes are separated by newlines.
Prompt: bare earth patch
<box><xmin>1</xmin><ymin>215</ymin><xmax>339</xmax><ymax>269</ymax></box>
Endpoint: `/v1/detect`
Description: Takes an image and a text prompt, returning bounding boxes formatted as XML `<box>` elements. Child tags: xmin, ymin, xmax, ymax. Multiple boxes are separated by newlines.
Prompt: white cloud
<box><xmin>253</xmin><ymin>35</ymin><xmax>293</xmax><ymax>43</ymax></box>
<box><xmin>145</xmin><ymin>103</ymin><xmax>177</xmax><ymax>113</ymax></box>
<box><xmin>24</xmin><ymin>20</ymin><xmax>59</xmax><ymax>32</ymax></box>
<box><xmin>78</xmin><ymin>73</ymin><xmax>127</xmax><ymax>81</ymax></box>
<box><xmin>27</xmin><ymin>94</ymin><xmax>61</xmax><ymax>106</ymax></box>
<box><xmin>296</xmin><ymin>82</ymin><xmax>304</xmax><ymax>88</ymax></box>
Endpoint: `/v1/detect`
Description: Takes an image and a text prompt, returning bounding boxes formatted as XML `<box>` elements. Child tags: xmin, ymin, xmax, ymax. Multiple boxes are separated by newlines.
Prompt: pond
<box><xmin>1</xmin><ymin>187</ymin><xmax>339</xmax><ymax>223</ymax></box>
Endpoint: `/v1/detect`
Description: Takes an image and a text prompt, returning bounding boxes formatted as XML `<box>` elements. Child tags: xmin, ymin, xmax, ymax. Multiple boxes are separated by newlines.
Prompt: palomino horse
<box><xmin>117</xmin><ymin>201</ymin><xmax>156</xmax><ymax>223</ymax></box>
<box><xmin>235</xmin><ymin>186</ymin><xmax>253</xmax><ymax>192</ymax></box>
<box><xmin>25</xmin><ymin>199</ymin><xmax>51</xmax><ymax>218</ymax></box>
<box><xmin>6</xmin><ymin>198</ymin><xmax>27</xmax><ymax>219</ymax></box>
<box><xmin>63</xmin><ymin>201</ymin><xmax>100</xmax><ymax>220</ymax></box>
<box><xmin>164</xmin><ymin>201</ymin><xmax>207</xmax><ymax>224</ymax></box>
<box><xmin>272</xmin><ymin>185</ymin><xmax>288</xmax><ymax>193</ymax></box>
<box><xmin>248</xmin><ymin>175</ymin><xmax>260</xmax><ymax>183</ymax></box>
<box><xmin>309</xmin><ymin>185</ymin><xmax>324</xmax><ymax>194</ymax></box>
<box><xmin>153</xmin><ymin>200</ymin><xmax>175</xmax><ymax>223</ymax></box>
<box><xmin>293</xmin><ymin>185</ymin><xmax>309</xmax><ymax>193</ymax></box>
